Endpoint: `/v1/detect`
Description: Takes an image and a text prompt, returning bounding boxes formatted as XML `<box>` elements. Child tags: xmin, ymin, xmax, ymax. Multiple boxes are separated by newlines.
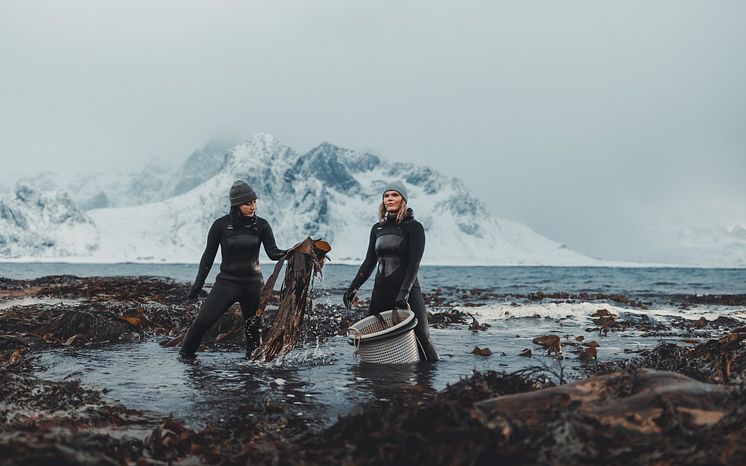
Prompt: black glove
<box><xmin>394</xmin><ymin>290</ymin><xmax>409</xmax><ymax>309</ymax></box>
<box><xmin>187</xmin><ymin>283</ymin><xmax>202</xmax><ymax>300</ymax></box>
<box><xmin>343</xmin><ymin>287</ymin><xmax>357</xmax><ymax>309</ymax></box>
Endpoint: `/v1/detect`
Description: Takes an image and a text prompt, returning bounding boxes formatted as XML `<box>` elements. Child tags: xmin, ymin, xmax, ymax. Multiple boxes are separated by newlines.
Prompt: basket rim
<box><xmin>346</xmin><ymin>309</ymin><xmax>418</xmax><ymax>344</ymax></box>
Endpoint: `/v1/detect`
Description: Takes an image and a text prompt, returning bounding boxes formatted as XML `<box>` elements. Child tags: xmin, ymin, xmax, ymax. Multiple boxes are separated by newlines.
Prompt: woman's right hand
<box><xmin>342</xmin><ymin>287</ymin><xmax>357</xmax><ymax>309</ymax></box>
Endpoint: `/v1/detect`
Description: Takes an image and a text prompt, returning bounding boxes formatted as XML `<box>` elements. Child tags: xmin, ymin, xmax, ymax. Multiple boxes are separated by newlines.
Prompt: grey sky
<box><xmin>1</xmin><ymin>1</ymin><xmax>744</xmax><ymax>260</ymax></box>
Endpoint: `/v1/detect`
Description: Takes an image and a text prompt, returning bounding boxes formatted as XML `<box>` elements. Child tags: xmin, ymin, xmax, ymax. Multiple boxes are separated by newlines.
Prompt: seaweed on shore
<box><xmin>3</xmin><ymin>275</ymin><xmax>746</xmax><ymax>465</ymax></box>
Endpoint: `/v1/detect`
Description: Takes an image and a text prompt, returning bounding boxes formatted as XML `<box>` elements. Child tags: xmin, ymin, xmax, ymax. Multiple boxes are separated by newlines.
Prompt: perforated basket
<box><xmin>347</xmin><ymin>309</ymin><xmax>420</xmax><ymax>364</ymax></box>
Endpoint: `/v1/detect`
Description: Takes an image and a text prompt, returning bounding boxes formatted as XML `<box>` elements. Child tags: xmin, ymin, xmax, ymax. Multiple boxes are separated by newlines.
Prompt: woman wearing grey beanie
<box><xmin>180</xmin><ymin>180</ymin><xmax>286</xmax><ymax>362</ymax></box>
<box><xmin>343</xmin><ymin>181</ymin><xmax>439</xmax><ymax>361</ymax></box>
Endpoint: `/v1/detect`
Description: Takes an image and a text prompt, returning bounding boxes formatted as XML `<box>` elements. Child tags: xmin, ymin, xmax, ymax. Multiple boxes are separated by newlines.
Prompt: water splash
<box><xmin>241</xmin><ymin>337</ymin><xmax>339</xmax><ymax>369</ymax></box>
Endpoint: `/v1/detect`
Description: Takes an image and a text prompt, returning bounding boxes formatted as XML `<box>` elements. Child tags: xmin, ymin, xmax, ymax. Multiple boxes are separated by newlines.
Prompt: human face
<box><xmin>383</xmin><ymin>191</ymin><xmax>403</xmax><ymax>213</ymax></box>
<box><xmin>238</xmin><ymin>199</ymin><xmax>256</xmax><ymax>217</ymax></box>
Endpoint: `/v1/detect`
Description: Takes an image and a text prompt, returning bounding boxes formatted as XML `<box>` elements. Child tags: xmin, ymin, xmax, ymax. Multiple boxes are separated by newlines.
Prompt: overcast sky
<box><xmin>1</xmin><ymin>1</ymin><xmax>744</xmax><ymax>260</ymax></box>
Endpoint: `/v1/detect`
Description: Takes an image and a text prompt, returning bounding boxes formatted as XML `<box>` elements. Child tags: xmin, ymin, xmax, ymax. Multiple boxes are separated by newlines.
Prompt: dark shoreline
<box><xmin>1</xmin><ymin>275</ymin><xmax>745</xmax><ymax>465</ymax></box>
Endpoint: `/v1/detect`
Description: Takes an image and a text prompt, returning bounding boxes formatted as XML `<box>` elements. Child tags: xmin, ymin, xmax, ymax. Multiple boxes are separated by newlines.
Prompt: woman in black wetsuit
<box><xmin>343</xmin><ymin>181</ymin><xmax>439</xmax><ymax>361</ymax></box>
<box><xmin>180</xmin><ymin>180</ymin><xmax>286</xmax><ymax>361</ymax></box>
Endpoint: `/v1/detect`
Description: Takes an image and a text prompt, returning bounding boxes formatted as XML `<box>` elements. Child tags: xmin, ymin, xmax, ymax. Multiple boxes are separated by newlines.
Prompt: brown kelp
<box><xmin>251</xmin><ymin>237</ymin><xmax>331</xmax><ymax>362</ymax></box>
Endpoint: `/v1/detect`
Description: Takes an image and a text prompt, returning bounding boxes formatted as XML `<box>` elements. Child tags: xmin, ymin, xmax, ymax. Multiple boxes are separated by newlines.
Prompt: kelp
<box><xmin>3</xmin><ymin>274</ymin><xmax>746</xmax><ymax>465</ymax></box>
<box><xmin>287</xmin><ymin>368</ymin><xmax>746</xmax><ymax>466</ymax></box>
<box><xmin>251</xmin><ymin>237</ymin><xmax>331</xmax><ymax>362</ymax></box>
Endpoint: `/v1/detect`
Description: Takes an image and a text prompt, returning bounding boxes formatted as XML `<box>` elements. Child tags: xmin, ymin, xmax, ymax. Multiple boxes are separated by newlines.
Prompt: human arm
<box><xmin>188</xmin><ymin>220</ymin><xmax>220</xmax><ymax>299</ymax></box>
<box><xmin>394</xmin><ymin>222</ymin><xmax>425</xmax><ymax>308</ymax></box>
<box><xmin>260</xmin><ymin>220</ymin><xmax>287</xmax><ymax>261</ymax></box>
<box><xmin>343</xmin><ymin>225</ymin><xmax>378</xmax><ymax>308</ymax></box>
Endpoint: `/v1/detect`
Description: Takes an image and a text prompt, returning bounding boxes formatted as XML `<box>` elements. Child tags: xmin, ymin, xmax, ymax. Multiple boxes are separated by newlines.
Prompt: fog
<box><xmin>1</xmin><ymin>0</ymin><xmax>744</xmax><ymax>260</ymax></box>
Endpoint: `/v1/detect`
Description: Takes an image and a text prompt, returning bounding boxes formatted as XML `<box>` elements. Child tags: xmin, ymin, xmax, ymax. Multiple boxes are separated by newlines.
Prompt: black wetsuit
<box><xmin>181</xmin><ymin>213</ymin><xmax>285</xmax><ymax>357</ymax></box>
<box><xmin>349</xmin><ymin>209</ymin><xmax>439</xmax><ymax>361</ymax></box>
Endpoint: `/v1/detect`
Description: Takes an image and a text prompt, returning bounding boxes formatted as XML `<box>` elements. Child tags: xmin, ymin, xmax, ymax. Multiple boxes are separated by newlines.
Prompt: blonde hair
<box><xmin>378</xmin><ymin>199</ymin><xmax>408</xmax><ymax>223</ymax></box>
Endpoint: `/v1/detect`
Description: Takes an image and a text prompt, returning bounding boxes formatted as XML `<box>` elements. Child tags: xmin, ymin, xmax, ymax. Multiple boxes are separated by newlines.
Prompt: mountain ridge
<box><xmin>0</xmin><ymin>133</ymin><xmax>598</xmax><ymax>265</ymax></box>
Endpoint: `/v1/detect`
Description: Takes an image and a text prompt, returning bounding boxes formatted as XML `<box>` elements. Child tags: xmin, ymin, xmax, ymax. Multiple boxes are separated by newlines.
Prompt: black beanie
<box><xmin>229</xmin><ymin>180</ymin><xmax>257</xmax><ymax>206</ymax></box>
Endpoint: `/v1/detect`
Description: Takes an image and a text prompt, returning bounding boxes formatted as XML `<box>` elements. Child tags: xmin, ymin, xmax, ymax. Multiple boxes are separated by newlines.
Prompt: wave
<box><xmin>457</xmin><ymin>302</ymin><xmax>746</xmax><ymax>323</ymax></box>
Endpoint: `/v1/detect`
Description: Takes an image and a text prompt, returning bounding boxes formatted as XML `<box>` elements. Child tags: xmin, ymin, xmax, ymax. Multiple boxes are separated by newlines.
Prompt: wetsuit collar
<box><xmin>384</xmin><ymin>208</ymin><xmax>414</xmax><ymax>223</ymax></box>
<box><xmin>239</xmin><ymin>214</ymin><xmax>257</xmax><ymax>226</ymax></box>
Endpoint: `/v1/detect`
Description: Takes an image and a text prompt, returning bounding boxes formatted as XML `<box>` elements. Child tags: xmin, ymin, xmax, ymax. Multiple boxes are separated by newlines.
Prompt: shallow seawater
<box><xmin>10</xmin><ymin>263</ymin><xmax>744</xmax><ymax>429</ymax></box>
<box><xmin>35</xmin><ymin>300</ymin><xmax>746</xmax><ymax>430</ymax></box>
<box><xmin>3</xmin><ymin>263</ymin><xmax>746</xmax><ymax>299</ymax></box>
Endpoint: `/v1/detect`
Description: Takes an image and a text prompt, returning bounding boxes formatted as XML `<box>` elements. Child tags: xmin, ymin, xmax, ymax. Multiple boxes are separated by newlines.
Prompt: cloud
<box><xmin>1</xmin><ymin>0</ymin><xmax>744</xmax><ymax>261</ymax></box>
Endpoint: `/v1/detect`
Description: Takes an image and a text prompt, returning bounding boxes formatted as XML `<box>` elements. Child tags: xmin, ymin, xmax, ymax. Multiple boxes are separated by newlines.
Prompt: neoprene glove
<box><xmin>343</xmin><ymin>287</ymin><xmax>357</xmax><ymax>309</ymax></box>
<box><xmin>187</xmin><ymin>283</ymin><xmax>202</xmax><ymax>300</ymax></box>
<box><xmin>394</xmin><ymin>290</ymin><xmax>410</xmax><ymax>309</ymax></box>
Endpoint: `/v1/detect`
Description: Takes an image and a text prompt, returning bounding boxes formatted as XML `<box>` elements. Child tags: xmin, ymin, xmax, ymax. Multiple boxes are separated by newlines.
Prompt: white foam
<box><xmin>635</xmin><ymin>307</ymin><xmax>746</xmax><ymax>322</ymax></box>
<box><xmin>458</xmin><ymin>302</ymin><xmax>629</xmax><ymax>322</ymax></box>
<box><xmin>457</xmin><ymin>302</ymin><xmax>746</xmax><ymax>323</ymax></box>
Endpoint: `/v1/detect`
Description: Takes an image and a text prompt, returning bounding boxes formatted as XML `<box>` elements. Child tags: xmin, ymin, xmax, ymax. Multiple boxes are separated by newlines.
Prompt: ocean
<box><xmin>2</xmin><ymin>262</ymin><xmax>745</xmax><ymax>429</ymax></box>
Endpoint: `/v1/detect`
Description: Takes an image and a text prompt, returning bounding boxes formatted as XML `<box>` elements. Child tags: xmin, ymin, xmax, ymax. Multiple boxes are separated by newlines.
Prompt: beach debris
<box><xmin>471</xmin><ymin>346</ymin><xmax>493</xmax><ymax>356</ymax></box>
<box><xmin>518</xmin><ymin>348</ymin><xmax>532</xmax><ymax>357</ymax></box>
<box><xmin>62</xmin><ymin>333</ymin><xmax>85</xmax><ymax>346</ymax></box>
<box><xmin>475</xmin><ymin>369</ymin><xmax>736</xmax><ymax>438</ymax></box>
<box><xmin>578</xmin><ymin>345</ymin><xmax>598</xmax><ymax>361</ymax></box>
<box><xmin>161</xmin><ymin>334</ymin><xmax>184</xmax><ymax>347</ymax></box>
<box><xmin>547</xmin><ymin>339</ymin><xmax>561</xmax><ymax>356</ymax></box>
<box><xmin>144</xmin><ymin>418</ymin><xmax>196</xmax><ymax>462</ymax></box>
<box><xmin>721</xmin><ymin>352</ymin><xmax>737</xmax><ymax>382</ymax></box>
<box><xmin>467</xmin><ymin>313</ymin><xmax>490</xmax><ymax>332</ymax></box>
<box><xmin>429</xmin><ymin>309</ymin><xmax>468</xmax><ymax>328</ymax></box>
<box><xmin>116</xmin><ymin>313</ymin><xmax>145</xmax><ymax>330</ymax></box>
<box><xmin>591</xmin><ymin>309</ymin><xmax>616</xmax><ymax>318</ymax></box>
<box><xmin>251</xmin><ymin>238</ymin><xmax>331</xmax><ymax>362</ymax></box>
<box><xmin>590</xmin><ymin>309</ymin><xmax>618</xmax><ymax>336</ymax></box>
<box><xmin>3</xmin><ymin>274</ymin><xmax>746</xmax><ymax>465</ymax></box>
<box><xmin>693</xmin><ymin>316</ymin><xmax>707</xmax><ymax>328</ymax></box>
<box><xmin>3</xmin><ymin>348</ymin><xmax>26</xmax><ymax>366</ymax></box>
<box><xmin>532</xmin><ymin>335</ymin><xmax>560</xmax><ymax>347</ymax></box>
<box><xmin>532</xmin><ymin>334</ymin><xmax>561</xmax><ymax>356</ymax></box>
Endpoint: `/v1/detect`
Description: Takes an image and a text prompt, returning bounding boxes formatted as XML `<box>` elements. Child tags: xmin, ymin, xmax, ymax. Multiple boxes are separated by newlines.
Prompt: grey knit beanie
<box><xmin>382</xmin><ymin>180</ymin><xmax>408</xmax><ymax>202</ymax></box>
<box><xmin>229</xmin><ymin>180</ymin><xmax>257</xmax><ymax>206</ymax></box>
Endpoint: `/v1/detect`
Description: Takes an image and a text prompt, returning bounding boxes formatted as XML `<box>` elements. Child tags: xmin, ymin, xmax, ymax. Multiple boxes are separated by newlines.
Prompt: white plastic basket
<box><xmin>347</xmin><ymin>309</ymin><xmax>420</xmax><ymax>364</ymax></box>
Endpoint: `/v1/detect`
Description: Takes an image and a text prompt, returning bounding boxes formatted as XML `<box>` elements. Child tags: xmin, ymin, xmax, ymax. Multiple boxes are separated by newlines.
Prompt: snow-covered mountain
<box><xmin>638</xmin><ymin>224</ymin><xmax>746</xmax><ymax>268</ymax></box>
<box><xmin>0</xmin><ymin>134</ymin><xmax>598</xmax><ymax>265</ymax></box>
<box><xmin>0</xmin><ymin>182</ymin><xmax>97</xmax><ymax>257</ymax></box>
<box><xmin>168</xmin><ymin>138</ymin><xmax>232</xmax><ymax>197</ymax></box>
<box><xmin>18</xmin><ymin>138</ymin><xmax>232</xmax><ymax>210</ymax></box>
